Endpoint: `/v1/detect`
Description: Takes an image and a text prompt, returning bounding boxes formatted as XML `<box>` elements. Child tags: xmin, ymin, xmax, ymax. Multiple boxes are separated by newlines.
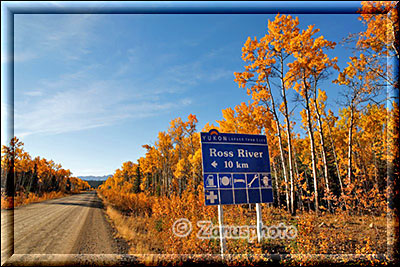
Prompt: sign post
<box><xmin>256</xmin><ymin>203</ymin><xmax>262</xmax><ymax>243</ymax></box>
<box><xmin>200</xmin><ymin>129</ymin><xmax>273</xmax><ymax>256</ymax></box>
<box><xmin>218</xmin><ymin>205</ymin><xmax>226</xmax><ymax>258</ymax></box>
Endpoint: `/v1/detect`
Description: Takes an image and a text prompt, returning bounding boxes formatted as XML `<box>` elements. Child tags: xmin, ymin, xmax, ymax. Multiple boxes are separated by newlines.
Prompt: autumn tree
<box><xmin>183</xmin><ymin>114</ymin><xmax>200</xmax><ymax>189</ymax></box>
<box><xmin>140</xmin><ymin>144</ymin><xmax>161</xmax><ymax>195</ymax></box>
<box><xmin>324</xmin><ymin>109</ymin><xmax>347</xmax><ymax>209</ymax></box>
<box><xmin>1</xmin><ymin>137</ymin><xmax>23</xmax><ymax>197</ymax></box>
<box><xmin>1</xmin><ymin>136</ymin><xmax>90</xmax><ymax>202</ymax></box>
<box><xmin>234</xmin><ymin>14</ymin><xmax>304</xmax><ymax>214</ymax></box>
<box><xmin>217</xmin><ymin>101</ymin><xmax>271</xmax><ymax>135</ymax></box>
<box><xmin>285</xmin><ymin>24</ymin><xmax>338</xmax><ymax>213</ymax></box>
<box><xmin>133</xmin><ymin>162</ymin><xmax>142</xmax><ymax>193</ymax></box>
<box><xmin>168</xmin><ymin>117</ymin><xmax>185</xmax><ymax>194</ymax></box>
<box><xmin>234</xmin><ymin>14</ymin><xmax>340</xmax><ymax>213</ymax></box>
<box><xmin>357</xmin><ymin>1</ymin><xmax>398</xmax><ymax>59</ymax></box>
<box><xmin>168</xmin><ymin>114</ymin><xmax>199</xmax><ymax>194</ymax></box>
<box><xmin>343</xmin><ymin>1</ymin><xmax>398</xmax><ymax>95</ymax></box>
<box><xmin>337</xmin><ymin>1</ymin><xmax>397</xmax><ymax>194</ymax></box>
<box><xmin>334</xmin><ymin>54</ymin><xmax>385</xmax><ymax>195</ymax></box>
<box><xmin>356</xmin><ymin>0</ymin><xmax>399</xmax><ymax>224</ymax></box>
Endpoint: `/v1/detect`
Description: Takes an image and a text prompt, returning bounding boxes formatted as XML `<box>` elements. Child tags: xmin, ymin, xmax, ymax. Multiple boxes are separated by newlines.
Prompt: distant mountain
<box><xmin>78</xmin><ymin>175</ymin><xmax>112</xmax><ymax>181</ymax></box>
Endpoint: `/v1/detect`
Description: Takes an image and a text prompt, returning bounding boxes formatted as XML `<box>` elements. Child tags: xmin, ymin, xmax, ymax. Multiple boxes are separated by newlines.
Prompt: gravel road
<box><xmin>1</xmin><ymin>191</ymin><xmax>130</xmax><ymax>265</ymax></box>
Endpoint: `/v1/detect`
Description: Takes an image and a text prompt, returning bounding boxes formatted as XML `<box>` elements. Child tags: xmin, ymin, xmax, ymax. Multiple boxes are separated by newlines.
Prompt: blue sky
<box><xmin>2</xmin><ymin>5</ymin><xmax>367</xmax><ymax>176</ymax></box>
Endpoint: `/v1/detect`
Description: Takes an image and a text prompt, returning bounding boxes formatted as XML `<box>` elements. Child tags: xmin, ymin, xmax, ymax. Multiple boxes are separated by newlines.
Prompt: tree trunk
<box><xmin>348</xmin><ymin>105</ymin><xmax>355</xmax><ymax>185</ymax></box>
<box><xmin>314</xmin><ymin>99</ymin><xmax>332</xmax><ymax>212</ymax></box>
<box><xmin>304</xmin><ymin>88</ymin><xmax>319</xmax><ymax>214</ymax></box>
<box><xmin>189</xmin><ymin>135</ymin><xmax>196</xmax><ymax>190</ymax></box>
<box><xmin>275</xmin><ymin>121</ymin><xmax>291</xmax><ymax>213</ymax></box>
<box><xmin>272</xmin><ymin>160</ymin><xmax>281</xmax><ymax>208</ymax></box>
<box><xmin>178</xmin><ymin>143</ymin><xmax>182</xmax><ymax>196</ymax></box>
<box><xmin>265</xmin><ymin>76</ymin><xmax>291</xmax><ymax>213</ymax></box>
<box><xmin>280</xmin><ymin>56</ymin><xmax>296</xmax><ymax>215</ymax></box>
<box><xmin>305</xmin><ymin>169</ymin><xmax>312</xmax><ymax>211</ymax></box>
<box><xmin>292</xmin><ymin>147</ymin><xmax>304</xmax><ymax>212</ymax></box>
<box><xmin>326</xmin><ymin>121</ymin><xmax>345</xmax><ymax>199</ymax></box>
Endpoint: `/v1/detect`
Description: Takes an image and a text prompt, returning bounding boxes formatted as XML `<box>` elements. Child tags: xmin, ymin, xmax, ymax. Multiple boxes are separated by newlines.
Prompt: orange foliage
<box><xmin>87</xmin><ymin>11</ymin><xmax>394</xmax><ymax>264</ymax></box>
<box><xmin>1</xmin><ymin>191</ymin><xmax>67</xmax><ymax>209</ymax></box>
<box><xmin>1</xmin><ymin>137</ymin><xmax>91</xmax><ymax>209</ymax></box>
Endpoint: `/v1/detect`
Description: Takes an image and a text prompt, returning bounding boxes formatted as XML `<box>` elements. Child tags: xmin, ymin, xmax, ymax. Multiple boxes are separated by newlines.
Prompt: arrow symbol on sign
<box><xmin>211</xmin><ymin>161</ymin><xmax>218</xmax><ymax>168</ymax></box>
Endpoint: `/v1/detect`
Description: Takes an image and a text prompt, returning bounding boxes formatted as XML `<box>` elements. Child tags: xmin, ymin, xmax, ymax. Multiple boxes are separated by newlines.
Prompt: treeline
<box><xmin>101</xmin><ymin>101</ymin><xmax>395</xmax><ymax>215</ymax></box>
<box><xmin>101</xmin><ymin>2</ymin><xmax>398</xmax><ymax>216</ymax></box>
<box><xmin>100</xmin><ymin>114</ymin><xmax>201</xmax><ymax>195</ymax></box>
<box><xmin>1</xmin><ymin>137</ymin><xmax>91</xmax><ymax>199</ymax></box>
<box><xmin>86</xmin><ymin>180</ymin><xmax>106</xmax><ymax>189</ymax></box>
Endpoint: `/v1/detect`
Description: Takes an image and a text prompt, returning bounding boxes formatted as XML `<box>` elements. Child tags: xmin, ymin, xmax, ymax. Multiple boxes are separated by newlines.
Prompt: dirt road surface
<box><xmin>1</xmin><ymin>191</ymin><xmax>132</xmax><ymax>266</ymax></box>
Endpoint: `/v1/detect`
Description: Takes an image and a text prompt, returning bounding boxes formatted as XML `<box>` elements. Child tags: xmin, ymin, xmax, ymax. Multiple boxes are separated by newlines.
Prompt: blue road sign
<box><xmin>201</xmin><ymin>129</ymin><xmax>273</xmax><ymax>206</ymax></box>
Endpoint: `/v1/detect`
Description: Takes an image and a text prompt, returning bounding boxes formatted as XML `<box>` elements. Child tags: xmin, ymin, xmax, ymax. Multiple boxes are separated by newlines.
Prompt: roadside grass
<box><xmin>97</xmin><ymin>190</ymin><xmax>391</xmax><ymax>265</ymax></box>
<box><xmin>98</xmin><ymin>192</ymin><xmax>163</xmax><ymax>254</ymax></box>
<box><xmin>259</xmin><ymin>206</ymin><xmax>389</xmax><ymax>255</ymax></box>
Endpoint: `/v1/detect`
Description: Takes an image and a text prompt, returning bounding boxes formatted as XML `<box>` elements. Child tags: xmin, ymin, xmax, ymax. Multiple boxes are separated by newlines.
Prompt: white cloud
<box><xmin>11</xmin><ymin>15</ymin><xmax>232</xmax><ymax>138</ymax></box>
<box><xmin>14</xmin><ymin>67</ymin><xmax>192</xmax><ymax>137</ymax></box>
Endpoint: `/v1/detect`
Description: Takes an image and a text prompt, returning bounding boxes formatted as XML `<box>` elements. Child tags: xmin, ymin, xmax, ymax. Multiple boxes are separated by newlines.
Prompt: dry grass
<box><xmin>98</xmin><ymin>192</ymin><xmax>163</xmax><ymax>254</ymax></box>
<box><xmin>252</xmin><ymin>207</ymin><xmax>388</xmax><ymax>258</ymax></box>
<box><xmin>98</xmin><ymin>190</ymin><xmax>392</xmax><ymax>265</ymax></box>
